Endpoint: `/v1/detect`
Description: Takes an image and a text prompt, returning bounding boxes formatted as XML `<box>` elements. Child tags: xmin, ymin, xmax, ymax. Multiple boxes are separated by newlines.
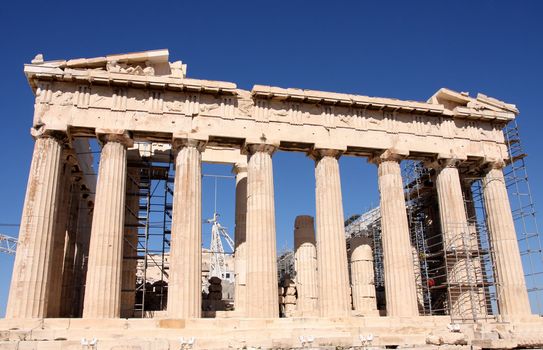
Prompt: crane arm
<box><xmin>0</xmin><ymin>233</ymin><xmax>18</xmax><ymax>255</ymax></box>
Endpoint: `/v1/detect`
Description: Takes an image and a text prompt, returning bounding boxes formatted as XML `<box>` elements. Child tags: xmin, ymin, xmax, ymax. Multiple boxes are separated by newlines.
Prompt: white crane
<box><xmin>0</xmin><ymin>233</ymin><xmax>17</xmax><ymax>255</ymax></box>
<box><xmin>206</xmin><ymin>212</ymin><xmax>235</xmax><ymax>279</ymax></box>
<box><xmin>203</xmin><ymin>174</ymin><xmax>235</xmax><ymax>280</ymax></box>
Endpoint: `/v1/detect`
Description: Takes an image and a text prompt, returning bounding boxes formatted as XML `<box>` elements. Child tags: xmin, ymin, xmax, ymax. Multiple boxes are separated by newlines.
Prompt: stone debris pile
<box><xmin>202</xmin><ymin>276</ymin><xmax>225</xmax><ymax>312</ymax></box>
<box><xmin>279</xmin><ymin>278</ymin><xmax>297</xmax><ymax>317</ymax></box>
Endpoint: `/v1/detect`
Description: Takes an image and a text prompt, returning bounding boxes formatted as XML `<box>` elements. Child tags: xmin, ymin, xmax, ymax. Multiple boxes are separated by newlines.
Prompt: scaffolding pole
<box><xmin>132</xmin><ymin>143</ymin><xmax>173</xmax><ymax>317</ymax></box>
<box><xmin>503</xmin><ymin>119</ymin><xmax>543</xmax><ymax>315</ymax></box>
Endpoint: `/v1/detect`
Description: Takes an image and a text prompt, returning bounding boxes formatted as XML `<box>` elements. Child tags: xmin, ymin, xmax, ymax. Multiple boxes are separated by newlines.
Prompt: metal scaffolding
<box><xmin>402</xmin><ymin>161</ymin><xmax>436</xmax><ymax>315</ymax></box>
<box><xmin>277</xmin><ymin>249</ymin><xmax>295</xmax><ymax>283</ymax></box>
<box><xmin>503</xmin><ymin>119</ymin><xmax>543</xmax><ymax>314</ymax></box>
<box><xmin>127</xmin><ymin>144</ymin><xmax>239</xmax><ymax>317</ymax></box>
<box><xmin>130</xmin><ymin>143</ymin><xmax>174</xmax><ymax>317</ymax></box>
<box><xmin>344</xmin><ymin>207</ymin><xmax>384</xmax><ymax>309</ymax></box>
<box><xmin>401</xmin><ymin>159</ymin><xmax>498</xmax><ymax>322</ymax></box>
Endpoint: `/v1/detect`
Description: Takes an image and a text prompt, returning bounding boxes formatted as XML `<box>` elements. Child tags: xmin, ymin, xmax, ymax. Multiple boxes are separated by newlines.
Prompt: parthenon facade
<box><xmin>2</xmin><ymin>49</ymin><xmax>542</xmax><ymax>349</ymax></box>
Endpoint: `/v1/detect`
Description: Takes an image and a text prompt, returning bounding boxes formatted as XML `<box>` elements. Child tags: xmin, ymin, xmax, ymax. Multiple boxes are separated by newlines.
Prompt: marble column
<box><xmin>73</xmin><ymin>195</ymin><xmax>93</xmax><ymax>317</ymax></box>
<box><xmin>245</xmin><ymin>144</ymin><xmax>279</xmax><ymax>318</ymax></box>
<box><xmin>374</xmin><ymin>151</ymin><xmax>419</xmax><ymax>317</ymax></box>
<box><xmin>294</xmin><ymin>215</ymin><xmax>318</xmax><ymax>316</ymax></box>
<box><xmin>121</xmin><ymin>168</ymin><xmax>140</xmax><ymax>318</ymax></box>
<box><xmin>411</xmin><ymin>244</ymin><xmax>425</xmax><ymax>312</ymax></box>
<box><xmin>59</xmin><ymin>175</ymin><xmax>82</xmax><ymax>317</ymax></box>
<box><xmin>350</xmin><ymin>236</ymin><xmax>378</xmax><ymax>315</ymax></box>
<box><xmin>461</xmin><ymin>179</ymin><xmax>491</xmax><ymax>315</ymax></box>
<box><xmin>46</xmin><ymin>153</ymin><xmax>74</xmax><ymax>317</ymax></box>
<box><xmin>314</xmin><ymin>149</ymin><xmax>351</xmax><ymax>317</ymax></box>
<box><xmin>6</xmin><ymin>131</ymin><xmax>65</xmax><ymax>318</ymax></box>
<box><xmin>168</xmin><ymin>139</ymin><xmax>205</xmax><ymax>318</ymax></box>
<box><xmin>83</xmin><ymin>133</ymin><xmax>130</xmax><ymax>318</ymax></box>
<box><xmin>233</xmin><ymin>163</ymin><xmax>248</xmax><ymax>315</ymax></box>
<box><xmin>434</xmin><ymin>160</ymin><xmax>485</xmax><ymax>318</ymax></box>
<box><xmin>482</xmin><ymin>163</ymin><xmax>531</xmax><ymax>317</ymax></box>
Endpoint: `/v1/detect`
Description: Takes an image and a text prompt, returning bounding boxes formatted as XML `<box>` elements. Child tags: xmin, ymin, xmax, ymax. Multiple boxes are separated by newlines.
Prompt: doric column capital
<box><xmin>469</xmin><ymin>158</ymin><xmax>507</xmax><ymax>177</ymax></box>
<box><xmin>426</xmin><ymin>156</ymin><xmax>465</xmax><ymax>172</ymax></box>
<box><xmin>309</xmin><ymin>148</ymin><xmax>343</xmax><ymax>161</ymax></box>
<box><xmin>31</xmin><ymin>126</ymin><xmax>68</xmax><ymax>144</ymax></box>
<box><xmin>369</xmin><ymin>148</ymin><xmax>409</xmax><ymax>165</ymax></box>
<box><xmin>171</xmin><ymin>137</ymin><xmax>207</xmax><ymax>152</ymax></box>
<box><xmin>245</xmin><ymin>143</ymin><xmax>277</xmax><ymax>156</ymax></box>
<box><xmin>96</xmin><ymin>129</ymin><xmax>133</xmax><ymax>148</ymax></box>
<box><xmin>484</xmin><ymin>160</ymin><xmax>506</xmax><ymax>171</ymax></box>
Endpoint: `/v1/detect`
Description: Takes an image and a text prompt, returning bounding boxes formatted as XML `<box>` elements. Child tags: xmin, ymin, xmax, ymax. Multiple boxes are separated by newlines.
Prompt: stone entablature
<box><xmin>25</xmin><ymin>49</ymin><xmax>515</xmax><ymax>164</ymax></box>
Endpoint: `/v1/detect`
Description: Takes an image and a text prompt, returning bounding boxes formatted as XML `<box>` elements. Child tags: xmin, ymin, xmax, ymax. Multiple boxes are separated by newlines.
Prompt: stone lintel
<box><xmin>369</xmin><ymin>148</ymin><xmax>409</xmax><ymax>165</ymax></box>
<box><xmin>202</xmin><ymin>146</ymin><xmax>246</xmax><ymax>165</ymax></box>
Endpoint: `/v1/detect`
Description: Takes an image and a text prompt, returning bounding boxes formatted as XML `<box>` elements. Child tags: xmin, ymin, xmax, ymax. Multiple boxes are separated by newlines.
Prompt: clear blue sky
<box><xmin>1</xmin><ymin>1</ymin><xmax>542</xmax><ymax>317</ymax></box>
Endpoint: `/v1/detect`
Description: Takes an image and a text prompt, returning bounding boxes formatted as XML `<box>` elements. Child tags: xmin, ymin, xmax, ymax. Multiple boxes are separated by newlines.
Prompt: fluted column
<box><xmin>373</xmin><ymin>150</ymin><xmax>419</xmax><ymax>317</ymax></box>
<box><xmin>121</xmin><ymin>168</ymin><xmax>140</xmax><ymax>318</ymax></box>
<box><xmin>59</xmin><ymin>174</ymin><xmax>82</xmax><ymax>317</ymax></box>
<box><xmin>46</xmin><ymin>152</ymin><xmax>74</xmax><ymax>317</ymax></box>
<box><xmin>83</xmin><ymin>133</ymin><xmax>130</xmax><ymax>318</ymax></box>
<box><xmin>314</xmin><ymin>149</ymin><xmax>351</xmax><ymax>317</ymax></box>
<box><xmin>461</xmin><ymin>179</ymin><xmax>491</xmax><ymax>315</ymax></box>
<box><xmin>73</xmin><ymin>195</ymin><xmax>93</xmax><ymax>317</ymax></box>
<box><xmin>434</xmin><ymin>160</ymin><xmax>485</xmax><ymax>318</ymax></box>
<box><xmin>350</xmin><ymin>236</ymin><xmax>378</xmax><ymax>315</ymax></box>
<box><xmin>245</xmin><ymin>144</ymin><xmax>279</xmax><ymax>318</ymax></box>
<box><xmin>482</xmin><ymin>163</ymin><xmax>531</xmax><ymax>317</ymax></box>
<box><xmin>168</xmin><ymin>138</ymin><xmax>205</xmax><ymax>318</ymax></box>
<box><xmin>6</xmin><ymin>131</ymin><xmax>65</xmax><ymax>318</ymax></box>
<box><xmin>233</xmin><ymin>162</ymin><xmax>248</xmax><ymax>315</ymax></box>
<box><xmin>294</xmin><ymin>215</ymin><xmax>318</xmax><ymax>316</ymax></box>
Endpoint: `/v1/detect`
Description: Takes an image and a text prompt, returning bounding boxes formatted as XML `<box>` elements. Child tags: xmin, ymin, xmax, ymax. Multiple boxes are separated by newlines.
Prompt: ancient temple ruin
<box><xmin>1</xmin><ymin>49</ymin><xmax>543</xmax><ymax>349</ymax></box>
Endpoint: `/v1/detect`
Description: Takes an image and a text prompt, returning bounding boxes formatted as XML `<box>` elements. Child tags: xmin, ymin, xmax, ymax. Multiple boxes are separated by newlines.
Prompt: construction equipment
<box><xmin>204</xmin><ymin>174</ymin><xmax>235</xmax><ymax>280</ymax></box>
<box><xmin>0</xmin><ymin>233</ymin><xmax>17</xmax><ymax>255</ymax></box>
<box><xmin>206</xmin><ymin>212</ymin><xmax>235</xmax><ymax>279</ymax></box>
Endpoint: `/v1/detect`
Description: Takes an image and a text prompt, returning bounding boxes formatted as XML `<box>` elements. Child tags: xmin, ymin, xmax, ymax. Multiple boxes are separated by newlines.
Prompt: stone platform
<box><xmin>1</xmin><ymin>316</ymin><xmax>543</xmax><ymax>350</ymax></box>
